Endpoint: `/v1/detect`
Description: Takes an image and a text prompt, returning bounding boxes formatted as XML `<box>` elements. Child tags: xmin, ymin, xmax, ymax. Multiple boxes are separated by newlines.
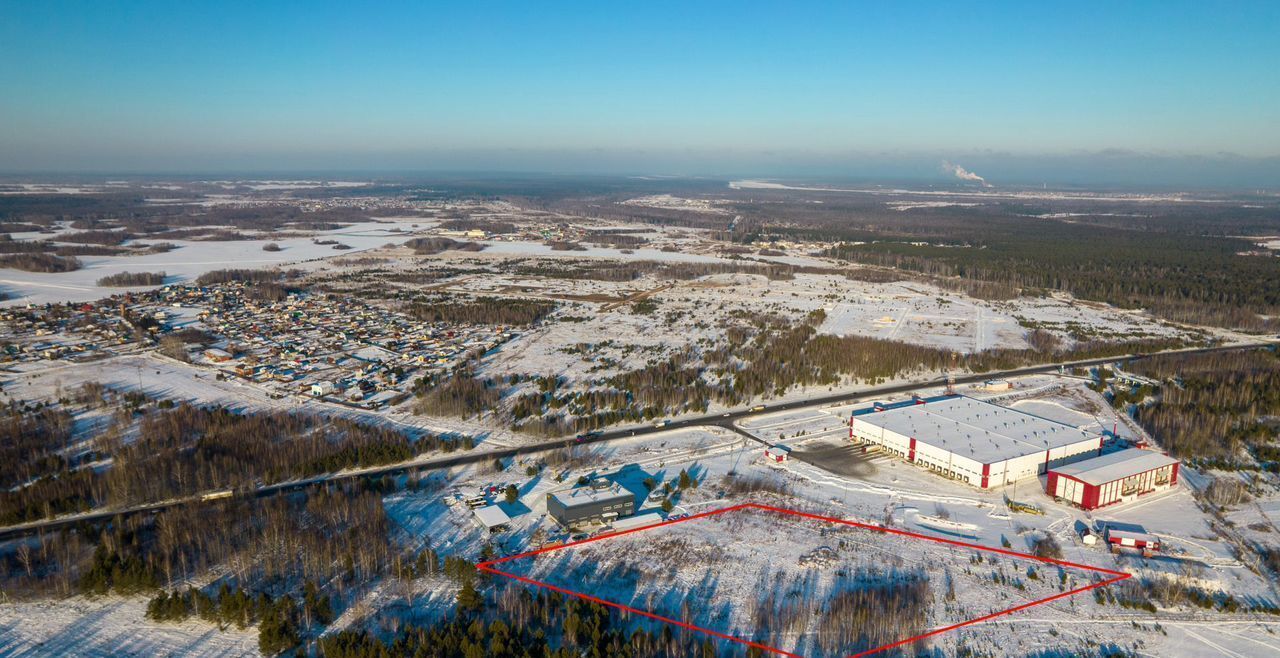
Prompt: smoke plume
<box><xmin>941</xmin><ymin>161</ymin><xmax>991</xmax><ymax>187</ymax></box>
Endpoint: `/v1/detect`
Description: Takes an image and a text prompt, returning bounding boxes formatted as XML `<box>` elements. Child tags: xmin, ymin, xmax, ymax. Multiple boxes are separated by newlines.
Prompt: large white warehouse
<box><xmin>849</xmin><ymin>396</ymin><xmax>1103</xmax><ymax>489</ymax></box>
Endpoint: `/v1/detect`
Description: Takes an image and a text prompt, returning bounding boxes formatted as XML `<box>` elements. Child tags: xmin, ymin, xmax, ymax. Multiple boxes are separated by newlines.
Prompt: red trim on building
<box><xmin>1048</xmin><ymin>462</ymin><xmax>1178</xmax><ymax>511</ymax></box>
<box><xmin>1082</xmin><ymin>474</ymin><xmax>1099</xmax><ymax>509</ymax></box>
<box><xmin>908</xmin><ymin>437</ymin><xmax>917</xmax><ymax>462</ymax></box>
<box><xmin>980</xmin><ymin>463</ymin><xmax>991</xmax><ymax>489</ymax></box>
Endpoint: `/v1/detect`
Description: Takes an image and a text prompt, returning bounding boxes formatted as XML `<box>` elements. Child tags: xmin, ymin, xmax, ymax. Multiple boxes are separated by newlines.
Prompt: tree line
<box><xmin>147</xmin><ymin>581</ymin><xmax>334</xmax><ymax>655</ymax></box>
<box><xmin>407</xmin><ymin>294</ymin><xmax>556</xmax><ymax>326</ymax></box>
<box><xmin>825</xmin><ymin>223</ymin><xmax>1280</xmax><ymax>332</ymax></box>
<box><xmin>1131</xmin><ymin>348</ymin><xmax>1280</xmax><ymax>466</ymax></box>
<box><xmin>96</xmin><ymin>271</ymin><xmax>166</xmax><ymax>286</ymax></box>
<box><xmin>405</xmin><ymin>237</ymin><xmax>487</xmax><ymax>255</ymax></box>
<box><xmin>317</xmin><ymin>586</ymin><xmax>763</xmax><ymax>658</ymax></box>
<box><xmin>0</xmin><ymin>398</ymin><xmax>461</xmax><ymax>524</ymax></box>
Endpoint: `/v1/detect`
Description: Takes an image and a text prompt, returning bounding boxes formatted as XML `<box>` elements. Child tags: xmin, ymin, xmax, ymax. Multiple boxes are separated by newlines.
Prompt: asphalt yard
<box><xmin>788</xmin><ymin>437</ymin><xmax>880</xmax><ymax>478</ymax></box>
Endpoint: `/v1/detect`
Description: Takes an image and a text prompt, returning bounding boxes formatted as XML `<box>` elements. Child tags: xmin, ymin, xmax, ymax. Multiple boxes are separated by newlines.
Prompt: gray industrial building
<box><xmin>547</xmin><ymin>479</ymin><xmax>636</xmax><ymax>527</ymax></box>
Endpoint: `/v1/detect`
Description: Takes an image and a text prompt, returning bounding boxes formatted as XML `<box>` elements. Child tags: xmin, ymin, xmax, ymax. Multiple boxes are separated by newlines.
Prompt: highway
<box><xmin>0</xmin><ymin>340</ymin><xmax>1272</xmax><ymax>541</ymax></box>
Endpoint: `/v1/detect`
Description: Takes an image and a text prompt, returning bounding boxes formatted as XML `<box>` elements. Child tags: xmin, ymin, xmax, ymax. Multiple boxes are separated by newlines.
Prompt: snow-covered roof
<box><xmin>1051</xmin><ymin>449</ymin><xmax>1178</xmax><ymax>486</ymax></box>
<box><xmin>855</xmin><ymin>395</ymin><xmax>1098</xmax><ymax>464</ymax></box>
<box><xmin>473</xmin><ymin>505</ymin><xmax>511</xmax><ymax>528</ymax></box>
<box><xmin>365</xmin><ymin>389</ymin><xmax>400</xmax><ymax>402</ymax></box>
<box><xmin>1104</xmin><ymin>527</ymin><xmax>1159</xmax><ymax>544</ymax></box>
<box><xmin>549</xmin><ymin>483</ymin><xmax>633</xmax><ymax>508</ymax></box>
<box><xmin>610</xmin><ymin>513</ymin><xmax>665</xmax><ymax>533</ymax></box>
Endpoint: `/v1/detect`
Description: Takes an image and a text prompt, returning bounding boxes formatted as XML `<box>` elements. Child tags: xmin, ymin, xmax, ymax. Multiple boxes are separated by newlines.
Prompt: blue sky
<box><xmin>1</xmin><ymin>1</ymin><xmax>1278</xmax><ymax>184</ymax></box>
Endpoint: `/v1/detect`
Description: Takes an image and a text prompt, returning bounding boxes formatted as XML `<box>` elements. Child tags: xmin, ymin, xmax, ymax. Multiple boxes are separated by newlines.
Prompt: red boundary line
<box><xmin>478</xmin><ymin>501</ymin><xmax>1130</xmax><ymax>658</ymax></box>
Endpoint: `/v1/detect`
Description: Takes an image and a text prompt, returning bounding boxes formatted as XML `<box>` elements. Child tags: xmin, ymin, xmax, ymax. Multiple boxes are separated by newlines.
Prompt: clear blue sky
<box><xmin>1</xmin><ymin>1</ymin><xmax>1278</xmax><ymax>184</ymax></box>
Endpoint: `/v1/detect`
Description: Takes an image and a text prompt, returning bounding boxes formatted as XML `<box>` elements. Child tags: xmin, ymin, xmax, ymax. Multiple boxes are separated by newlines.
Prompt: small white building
<box><xmin>310</xmin><ymin>381</ymin><xmax>336</xmax><ymax>397</ymax></box>
<box><xmin>764</xmin><ymin>445</ymin><xmax>792</xmax><ymax>462</ymax></box>
<box><xmin>609</xmin><ymin>512</ymin><xmax>665</xmax><ymax>534</ymax></box>
<box><xmin>472</xmin><ymin>505</ymin><xmax>511</xmax><ymax>533</ymax></box>
<box><xmin>1103</xmin><ymin>526</ymin><xmax>1160</xmax><ymax>554</ymax></box>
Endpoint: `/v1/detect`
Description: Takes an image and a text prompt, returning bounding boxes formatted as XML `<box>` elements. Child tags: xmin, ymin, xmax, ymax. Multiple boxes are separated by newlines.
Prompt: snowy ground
<box><xmin>5</xmin><ymin>198</ymin><xmax>1275</xmax><ymax>656</ymax></box>
<box><xmin>0</xmin><ymin>351</ymin><xmax>526</xmax><ymax>455</ymax></box>
<box><xmin>494</xmin><ymin>503</ymin><xmax>1107</xmax><ymax>657</ymax></box>
<box><xmin>334</xmin><ymin>382</ymin><xmax>1279</xmax><ymax>656</ymax></box>
<box><xmin>476</xmin><ymin>268</ymin><xmax>1199</xmax><ymax>390</ymax></box>
<box><xmin>0</xmin><ymin>597</ymin><xmax>258</xmax><ymax>657</ymax></box>
<box><xmin>5</xmin><ymin>384</ymin><xmax>1278</xmax><ymax>657</ymax></box>
<box><xmin>0</xmin><ymin>218</ymin><xmax>431</xmax><ymax>307</ymax></box>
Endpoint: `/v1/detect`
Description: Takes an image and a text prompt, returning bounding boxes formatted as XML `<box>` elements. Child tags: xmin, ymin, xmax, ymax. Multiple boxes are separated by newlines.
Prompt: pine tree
<box><xmin>456</xmin><ymin>577</ymin><xmax>483</xmax><ymax>614</ymax></box>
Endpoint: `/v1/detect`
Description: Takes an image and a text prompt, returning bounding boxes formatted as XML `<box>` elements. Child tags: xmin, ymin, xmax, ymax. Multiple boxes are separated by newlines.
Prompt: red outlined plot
<box><xmin>479</xmin><ymin>502</ymin><xmax>1130</xmax><ymax>658</ymax></box>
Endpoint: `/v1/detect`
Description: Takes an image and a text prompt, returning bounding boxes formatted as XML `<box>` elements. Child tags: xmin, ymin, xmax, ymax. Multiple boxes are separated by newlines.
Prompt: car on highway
<box><xmin>653</xmin><ymin>420</ymin><xmax>669</xmax><ymax>428</ymax></box>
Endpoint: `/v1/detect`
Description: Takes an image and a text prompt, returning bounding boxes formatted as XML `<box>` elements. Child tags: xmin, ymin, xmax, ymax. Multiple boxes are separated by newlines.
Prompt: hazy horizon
<box><xmin>3</xmin><ymin>152</ymin><xmax>1278</xmax><ymax>191</ymax></box>
<box><xmin>3</xmin><ymin>1</ymin><xmax>1278</xmax><ymax>187</ymax></box>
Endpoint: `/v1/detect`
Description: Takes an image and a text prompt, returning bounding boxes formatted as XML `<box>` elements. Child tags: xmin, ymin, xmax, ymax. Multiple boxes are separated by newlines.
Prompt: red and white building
<box><xmin>764</xmin><ymin>445</ymin><xmax>791</xmax><ymax>462</ymax></box>
<box><xmin>848</xmin><ymin>396</ymin><xmax>1103</xmax><ymax>489</ymax></box>
<box><xmin>1047</xmin><ymin>448</ymin><xmax>1179</xmax><ymax>510</ymax></box>
<box><xmin>1103</xmin><ymin>526</ymin><xmax>1161</xmax><ymax>554</ymax></box>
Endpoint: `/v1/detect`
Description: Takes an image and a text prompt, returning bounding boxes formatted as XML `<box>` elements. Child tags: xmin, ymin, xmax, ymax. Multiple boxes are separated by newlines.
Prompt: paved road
<box><xmin>0</xmin><ymin>340</ymin><xmax>1272</xmax><ymax>541</ymax></box>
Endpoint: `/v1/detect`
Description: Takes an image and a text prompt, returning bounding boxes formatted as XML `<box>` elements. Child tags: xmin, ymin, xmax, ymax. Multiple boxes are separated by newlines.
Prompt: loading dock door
<box><xmin>1056</xmin><ymin>477</ymin><xmax>1083</xmax><ymax>505</ymax></box>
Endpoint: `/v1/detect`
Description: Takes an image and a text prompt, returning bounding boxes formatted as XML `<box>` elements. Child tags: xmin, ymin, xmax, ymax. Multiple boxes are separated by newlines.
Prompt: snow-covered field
<box><xmin>495</xmin><ymin>503</ymin><xmax>1103</xmax><ymax>657</ymax></box>
<box><xmin>0</xmin><ymin>350</ymin><xmax>529</xmax><ymax>452</ymax></box>
<box><xmin>0</xmin><ymin>218</ymin><xmax>430</xmax><ymax>306</ymax></box>
<box><xmin>0</xmin><ymin>597</ymin><xmax>258</xmax><ymax>657</ymax></box>
<box><xmin>479</xmin><ymin>269</ymin><xmax>1196</xmax><ymax>392</ymax></box>
<box><xmin>472</xmin><ymin>240</ymin><xmax>727</xmax><ymax>263</ymax></box>
<box><xmin>617</xmin><ymin>194</ymin><xmax>731</xmax><ymax>214</ymax></box>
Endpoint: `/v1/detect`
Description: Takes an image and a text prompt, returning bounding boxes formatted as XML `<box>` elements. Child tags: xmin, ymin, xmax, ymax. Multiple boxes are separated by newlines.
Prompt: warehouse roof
<box><xmin>854</xmin><ymin>396</ymin><xmax>1098</xmax><ymax>464</ymax></box>
<box><xmin>1050</xmin><ymin>449</ymin><xmax>1178</xmax><ymax>486</ymax></box>
<box><xmin>549</xmin><ymin>482</ymin><xmax>634</xmax><ymax>508</ymax></box>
